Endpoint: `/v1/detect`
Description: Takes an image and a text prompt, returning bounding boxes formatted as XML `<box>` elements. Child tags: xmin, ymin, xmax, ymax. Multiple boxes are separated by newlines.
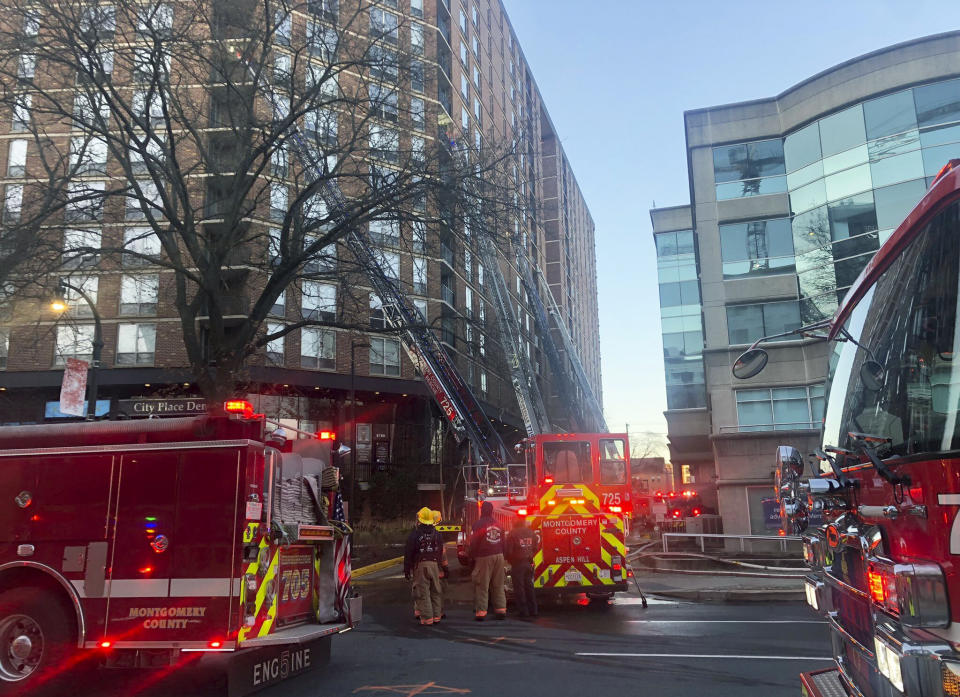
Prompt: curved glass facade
<box><xmin>656</xmin><ymin>229</ymin><xmax>706</xmax><ymax>409</ymax></box>
<box><xmin>785</xmin><ymin>77</ymin><xmax>960</xmax><ymax>321</ymax></box>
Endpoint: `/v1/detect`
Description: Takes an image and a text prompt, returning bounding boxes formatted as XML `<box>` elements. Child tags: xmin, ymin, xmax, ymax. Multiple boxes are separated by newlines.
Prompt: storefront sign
<box><xmin>117</xmin><ymin>398</ymin><xmax>208</xmax><ymax>417</ymax></box>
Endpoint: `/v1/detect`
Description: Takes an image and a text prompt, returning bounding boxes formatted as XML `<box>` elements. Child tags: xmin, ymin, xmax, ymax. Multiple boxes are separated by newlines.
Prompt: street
<box><xmin>71</xmin><ymin>568</ymin><xmax>831</xmax><ymax>697</ymax></box>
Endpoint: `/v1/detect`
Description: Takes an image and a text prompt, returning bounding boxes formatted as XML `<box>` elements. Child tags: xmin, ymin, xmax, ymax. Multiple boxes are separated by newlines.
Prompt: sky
<box><xmin>503</xmin><ymin>0</ymin><xmax>959</xmax><ymax>457</ymax></box>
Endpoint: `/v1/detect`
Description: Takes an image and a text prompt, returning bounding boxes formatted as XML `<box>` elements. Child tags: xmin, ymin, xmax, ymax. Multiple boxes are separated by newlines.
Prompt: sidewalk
<box><xmin>630</xmin><ymin>566</ymin><xmax>804</xmax><ymax>602</ymax></box>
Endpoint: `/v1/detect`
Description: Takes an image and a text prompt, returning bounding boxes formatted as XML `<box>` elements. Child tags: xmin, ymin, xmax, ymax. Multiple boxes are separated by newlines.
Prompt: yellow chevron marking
<box><xmin>238</xmin><ymin>536</ymin><xmax>270</xmax><ymax>642</ymax></box>
<box><xmin>243</xmin><ymin>523</ymin><xmax>259</xmax><ymax>544</ymax></box>
<box><xmin>257</xmin><ymin>548</ymin><xmax>280</xmax><ymax>637</ymax></box>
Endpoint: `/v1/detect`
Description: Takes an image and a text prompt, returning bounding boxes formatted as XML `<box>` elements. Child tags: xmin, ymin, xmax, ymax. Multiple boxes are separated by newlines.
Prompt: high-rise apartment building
<box><xmin>0</xmin><ymin>0</ymin><xmax>601</xmax><ymax>484</ymax></box>
<box><xmin>654</xmin><ymin>32</ymin><xmax>960</xmax><ymax>533</ymax></box>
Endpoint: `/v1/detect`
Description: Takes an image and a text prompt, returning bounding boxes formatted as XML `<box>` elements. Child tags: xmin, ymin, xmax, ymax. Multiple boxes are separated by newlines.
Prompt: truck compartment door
<box><xmin>104</xmin><ymin>452</ymin><xmax>178</xmax><ymax>639</ymax></box>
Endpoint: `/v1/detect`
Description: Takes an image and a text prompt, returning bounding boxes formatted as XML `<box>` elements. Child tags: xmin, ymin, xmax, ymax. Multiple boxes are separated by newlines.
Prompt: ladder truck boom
<box><xmin>238</xmin><ymin>49</ymin><xmax>509</xmax><ymax>468</ymax></box>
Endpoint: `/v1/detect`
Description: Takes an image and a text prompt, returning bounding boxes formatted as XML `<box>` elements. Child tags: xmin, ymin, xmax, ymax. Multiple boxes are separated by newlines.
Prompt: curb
<box><xmin>352</xmin><ymin>556</ymin><xmax>403</xmax><ymax>578</ymax></box>
<box><xmin>646</xmin><ymin>588</ymin><xmax>805</xmax><ymax>602</ymax></box>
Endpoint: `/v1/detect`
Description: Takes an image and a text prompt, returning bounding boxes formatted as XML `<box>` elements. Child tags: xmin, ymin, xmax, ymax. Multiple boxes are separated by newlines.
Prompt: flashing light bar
<box><xmin>517</xmin><ymin>508</ymin><xmax>528</xmax><ymax>516</ymax></box>
<box><xmin>224</xmin><ymin>400</ymin><xmax>254</xmax><ymax>416</ymax></box>
<box><xmin>547</xmin><ymin>499</ymin><xmax>556</xmax><ymax>506</ymax></box>
<box><xmin>609</xmin><ymin>505</ymin><xmax>623</xmax><ymax>513</ymax></box>
<box><xmin>318</xmin><ymin>430</ymin><xmax>336</xmax><ymax>441</ymax></box>
<box><xmin>544</xmin><ymin>477</ymin><xmax>554</xmax><ymax>484</ymax></box>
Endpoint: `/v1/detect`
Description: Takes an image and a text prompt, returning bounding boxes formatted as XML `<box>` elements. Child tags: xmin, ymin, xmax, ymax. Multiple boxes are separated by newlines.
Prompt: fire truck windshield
<box><xmin>543</xmin><ymin>441</ymin><xmax>592</xmax><ymax>482</ymax></box>
<box><xmin>822</xmin><ymin>197</ymin><xmax>960</xmax><ymax>459</ymax></box>
<box><xmin>599</xmin><ymin>438</ymin><xmax>627</xmax><ymax>484</ymax></box>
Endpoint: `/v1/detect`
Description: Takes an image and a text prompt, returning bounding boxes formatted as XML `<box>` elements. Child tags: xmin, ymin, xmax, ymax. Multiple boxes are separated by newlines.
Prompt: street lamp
<box><xmin>51</xmin><ymin>279</ymin><xmax>104</xmax><ymax>420</ymax></box>
<box><xmin>349</xmin><ymin>339</ymin><xmax>370</xmax><ymax>520</ymax></box>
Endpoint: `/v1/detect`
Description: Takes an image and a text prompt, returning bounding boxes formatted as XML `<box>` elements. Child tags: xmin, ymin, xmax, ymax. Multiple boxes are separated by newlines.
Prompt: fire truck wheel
<box><xmin>0</xmin><ymin>587</ymin><xmax>76</xmax><ymax>693</ymax></box>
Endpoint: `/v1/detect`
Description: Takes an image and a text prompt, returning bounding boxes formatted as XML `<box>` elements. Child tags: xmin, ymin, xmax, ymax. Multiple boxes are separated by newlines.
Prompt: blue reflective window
<box><xmin>819</xmin><ymin>105</ymin><xmax>866</xmax><ymax>158</ymax></box>
<box><xmin>784</xmin><ymin>122</ymin><xmax>822</xmax><ymax>172</ymax></box>
<box><xmin>864</xmin><ymin>90</ymin><xmax>917</xmax><ymax>141</ymax></box>
<box><xmin>873</xmin><ymin>178</ymin><xmax>927</xmax><ymax>230</ymax></box>
<box><xmin>713</xmin><ymin>139</ymin><xmax>784</xmax><ymax>183</ymax></box>
<box><xmin>914</xmin><ymin>78</ymin><xmax>960</xmax><ymax>129</ymax></box>
<box><xmin>716</xmin><ymin>175</ymin><xmax>787</xmax><ymax>200</ymax></box>
<box><xmin>720</xmin><ymin>217</ymin><xmax>794</xmax><ymax>263</ymax></box>
<box><xmin>827</xmin><ymin>192</ymin><xmax>877</xmax><ymax>241</ymax></box>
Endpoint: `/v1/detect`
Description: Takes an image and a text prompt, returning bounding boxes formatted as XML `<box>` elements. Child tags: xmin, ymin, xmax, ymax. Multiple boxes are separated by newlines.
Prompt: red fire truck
<box><xmin>0</xmin><ymin>401</ymin><xmax>359</xmax><ymax>695</ymax></box>
<box><xmin>733</xmin><ymin>160</ymin><xmax>960</xmax><ymax>697</ymax></box>
<box><xmin>458</xmin><ymin>432</ymin><xmax>631</xmax><ymax>600</ymax></box>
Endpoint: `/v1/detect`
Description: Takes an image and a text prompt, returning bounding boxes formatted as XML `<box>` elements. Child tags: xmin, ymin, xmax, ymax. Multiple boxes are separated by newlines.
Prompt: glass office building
<box><xmin>655</xmin><ymin>33</ymin><xmax>960</xmax><ymax>534</ymax></box>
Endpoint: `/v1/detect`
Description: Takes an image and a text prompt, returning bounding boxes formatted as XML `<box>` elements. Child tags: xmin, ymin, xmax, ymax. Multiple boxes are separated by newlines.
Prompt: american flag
<box><xmin>330</xmin><ymin>491</ymin><xmax>346</xmax><ymax>522</ymax></box>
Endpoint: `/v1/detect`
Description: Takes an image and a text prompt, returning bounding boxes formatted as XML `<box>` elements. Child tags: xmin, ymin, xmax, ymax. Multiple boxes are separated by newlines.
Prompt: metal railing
<box><xmin>662</xmin><ymin>533</ymin><xmax>802</xmax><ymax>554</ymax></box>
<box><xmin>718</xmin><ymin>421</ymin><xmax>819</xmax><ymax>433</ymax></box>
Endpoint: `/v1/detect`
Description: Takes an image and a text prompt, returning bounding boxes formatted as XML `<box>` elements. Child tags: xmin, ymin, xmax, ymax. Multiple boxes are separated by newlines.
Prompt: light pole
<box><xmin>349</xmin><ymin>340</ymin><xmax>370</xmax><ymax>520</ymax></box>
<box><xmin>51</xmin><ymin>280</ymin><xmax>104</xmax><ymax>420</ymax></box>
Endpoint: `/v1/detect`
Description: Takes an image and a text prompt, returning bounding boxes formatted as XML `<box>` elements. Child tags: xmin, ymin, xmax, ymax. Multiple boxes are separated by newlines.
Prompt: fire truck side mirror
<box><xmin>732</xmin><ymin>348</ymin><xmax>769</xmax><ymax>379</ymax></box>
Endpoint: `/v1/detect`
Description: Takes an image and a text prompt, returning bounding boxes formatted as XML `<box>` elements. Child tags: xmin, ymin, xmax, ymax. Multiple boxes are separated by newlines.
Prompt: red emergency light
<box><xmin>224</xmin><ymin>400</ymin><xmax>254</xmax><ymax>417</ymax></box>
<box><xmin>691</xmin><ymin>508</ymin><xmax>701</xmax><ymax>517</ymax></box>
<box><xmin>868</xmin><ymin>568</ymin><xmax>886</xmax><ymax>605</ymax></box>
<box><xmin>208</xmin><ymin>640</ymin><xmax>223</xmax><ymax>649</ymax></box>
<box><xmin>99</xmin><ymin>641</ymin><xmax>112</xmax><ymax>649</ymax></box>
<box><xmin>318</xmin><ymin>430</ymin><xmax>336</xmax><ymax>441</ymax></box>
<box><xmin>608</xmin><ymin>505</ymin><xmax>622</xmax><ymax>513</ymax></box>
<box><xmin>544</xmin><ymin>477</ymin><xmax>554</xmax><ymax>484</ymax></box>
<box><xmin>671</xmin><ymin>509</ymin><xmax>682</xmax><ymax>518</ymax></box>
<box><xmin>517</xmin><ymin>508</ymin><xmax>528</xmax><ymax>517</ymax></box>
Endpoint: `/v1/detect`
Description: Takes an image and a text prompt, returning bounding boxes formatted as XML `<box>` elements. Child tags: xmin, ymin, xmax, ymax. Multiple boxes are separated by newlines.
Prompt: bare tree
<box><xmin>0</xmin><ymin>0</ymin><xmax>524</xmax><ymax>400</ymax></box>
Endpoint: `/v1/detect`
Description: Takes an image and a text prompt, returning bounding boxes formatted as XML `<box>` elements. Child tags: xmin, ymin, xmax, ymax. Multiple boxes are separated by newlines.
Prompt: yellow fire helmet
<box><xmin>417</xmin><ymin>507</ymin><xmax>434</xmax><ymax>525</ymax></box>
<box><xmin>432</xmin><ymin>510</ymin><xmax>442</xmax><ymax>524</ymax></box>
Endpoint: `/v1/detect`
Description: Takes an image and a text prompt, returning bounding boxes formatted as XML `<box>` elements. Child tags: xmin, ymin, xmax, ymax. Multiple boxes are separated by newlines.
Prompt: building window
<box><xmin>274</xmin><ymin>10</ymin><xmax>291</xmax><ymax>46</ymax></box>
<box><xmin>370</xmin><ymin>217</ymin><xmax>400</xmax><ymax>246</ymax></box>
<box><xmin>411</xmin><ymin>136</ymin><xmax>425</xmax><ymax>164</ymax></box>
<box><xmin>17</xmin><ymin>53</ymin><xmax>36</xmax><ymax>81</ymax></box>
<box><xmin>369</xmin><ymin>85</ymin><xmax>398</xmax><ymax>121</ymax></box>
<box><xmin>736</xmin><ymin>385</ymin><xmax>825</xmax><ymax>432</ymax></box>
<box><xmin>301</xmin><ymin>327</ymin><xmax>336</xmax><ymax>370</ymax></box>
<box><xmin>720</xmin><ymin>217</ymin><xmax>795</xmax><ymax>278</ymax></box>
<box><xmin>713</xmin><ymin>139</ymin><xmax>787</xmax><ymax>200</ymax></box>
<box><xmin>63</xmin><ymin>228</ymin><xmax>101</xmax><ymax>268</ymax></box>
<box><xmin>460</xmin><ymin>73</ymin><xmax>469</xmax><ymax>101</ymax></box>
<box><xmin>6</xmin><ymin>140</ymin><xmax>26</xmax><ymax>177</ymax></box>
<box><xmin>301</xmin><ymin>281</ymin><xmax>337</xmax><ymax>321</ymax></box>
<box><xmin>410</xmin><ymin>0</ymin><xmax>423</xmax><ymax>18</ymax></box>
<box><xmin>370</xmin><ymin>8</ymin><xmax>399</xmax><ymax>44</ymax></box>
<box><xmin>55</xmin><ymin>324</ymin><xmax>95</xmax><ymax>365</ymax></box>
<box><xmin>131</xmin><ymin>90</ymin><xmax>164</xmax><ymax>128</ymax></box>
<box><xmin>412</xmin><ymin>221</ymin><xmax>426</xmax><ymax>252</ymax></box>
<box><xmin>125</xmin><ymin>180</ymin><xmax>161</xmax><ymax>221</ymax></box>
<box><xmin>129</xmin><ymin>135</ymin><xmax>165</xmax><ymax>176</ymax></box>
<box><xmin>12</xmin><ymin>94</ymin><xmax>31</xmax><ymax>133</ymax></box>
<box><xmin>0</xmin><ymin>330</ymin><xmax>8</xmax><ymax>369</ymax></box>
<box><xmin>460</xmin><ymin>42</ymin><xmax>468</xmax><ymax>65</ymax></box>
<box><xmin>369</xmin><ymin>336</ymin><xmax>400</xmax><ymax>376</ymax></box>
<box><xmin>62</xmin><ymin>276</ymin><xmax>99</xmax><ymax>317</ymax></box>
<box><xmin>369</xmin><ymin>44</ymin><xmax>398</xmax><ymax>82</ymax></box>
<box><xmin>266</xmin><ymin>322</ymin><xmax>284</xmax><ymax>365</ymax></box>
<box><xmin>410</xmin><ymin>59</ymin><xmax>424</xmax><ymax>93</ymax></box>
<box><xmin>410</xmin><ymin>23</ymin><xmax>424</xmax><ymax>55</ymax></box>
<box><xmin>303</xmin><ymin>239</ymin><xmax>336</xmax><ymax>273</ymax></box>
<box><xmin>120</xmin><ymin>274</ymin><xmax>158</xmax><ymax>315</ymax></box>
<box><xmin>270</xmin><ymin>288</ymin><xmax>286</xmax><ymax>317</ymax></box>
<box><xmin>123</xmin><ymin>227</ymin><xmax>161</xmax><ymax>266</ymax></box>
<box><xmin>307</xmin><ymin>21</ymin><xmax>337</xmax><ymax>61</ymax></box>
<box><xmin>658</xmin><ymin>279</ymin><xmax>699</xmax><ymax>308</ymax></box>
<box><xmin>461</xmin><ymin>106</ymin><xmax>469</xmax><ymax>131</ymax></box>
<box><xmin>369</xmin><ymin>124</ymin><xmax>399</xmax><ymax>162</ymax></box>
<box><xmin>307</xmin><ymin>0</ymin><xmax>339</xmax><ymax>21</ymax></box>
<box><xmin>70</xmin><ymin>136</ymin><xmax>108</xmax><ymax>175</ymax></box>
<box><xmin>369</xmin><ymin>293</ymin><xmax>385</xmax><ymax>329</ymax></box>
<box><xmin>459</xmin><ymin>9</ymin><xmax>467</xmax><ymax>33</ymax></box>
<box><xmin>472</xmin><ymin>35</ymin><xmax>480</xmax><ymax>58</ymax></box>
<box><xmin>136</xmin><ymin>3</ymin><xmax>173</xmax><ymax>38</ymax></box>
<box><xmin>270</xmin><ymin>184</ymin><xmax>288</xmax><ymax>222</ymax></box>
<box><xmin>116</xmin><ymin>323</ymin><xmax>156</xmax><ymax>365</ymax></box>
<box><xmin>375</xmin><ymin>249</ymin><xmax>400</xmax><ymax>279</ymax></box>
<box><xmin>413</xmin><ymin>256</ymin><xmax>427</xmax><ymax>294</ymax></box>
<box><xmin>413</xmin><ymin>298</ymin><xmax>427</xmax><ymax>322</ymax></box>
<box><xmin>67</xmin><ymin>181</ymin><xmax>106</xmax><ymax>222</ymax></box>
<box><xmin>410</xmin><ymin>97</ymin><xmax>425</xmax><ymax>129</ymax></box>
<box><xmin>305</xmin><ymin>108</ymin><xmax>338</xmax><ymax>146</ymax></box>
<box><xmin>3</xmin><ymin>185</ymin><xmax>22</xmax><ymax>224</ymax></box>
<box><xmin>480</xmin><ymin>370</ymin><xmax>487</xmax><ymax>394</ymax></box>
<box><xmin>726</xmin><ymin>300</ymin><xmax>802</xmax><ymax>346</ymax></box>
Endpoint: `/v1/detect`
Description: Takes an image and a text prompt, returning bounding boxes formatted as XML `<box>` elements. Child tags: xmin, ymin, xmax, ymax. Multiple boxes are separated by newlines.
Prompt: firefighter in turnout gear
<box><xmin>404</xmin><ymin>507</ymin><xmax>448</xmax><ymax>625</ymax></box>
<box><xmin>505</xmin><ymin>516</ymin><xmax>538</xmax><ymax>618</ymax></box>
<box><xmin>468</xmin><ymin>501</ymin><xmax>506</xmax><ymax>620</ymax></box>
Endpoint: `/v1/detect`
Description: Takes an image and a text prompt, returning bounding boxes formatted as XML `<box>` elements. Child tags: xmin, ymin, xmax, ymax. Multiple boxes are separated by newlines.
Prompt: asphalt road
<box><xmin>66</xmin><ymin>566</ymin><xmax>833</xmax><ymax>697</ymax></box>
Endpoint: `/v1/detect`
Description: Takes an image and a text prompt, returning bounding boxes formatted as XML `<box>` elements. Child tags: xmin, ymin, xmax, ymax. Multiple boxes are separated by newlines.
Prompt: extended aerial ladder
<box><xmin>435</xmin><ymin>116</ymin><xmax>606</xmax><ymax>435</ymax></box>
<box><xmin>239</xmin><ymin>50</ymin><xmax>509</xmax><ymax>470</ymax></box>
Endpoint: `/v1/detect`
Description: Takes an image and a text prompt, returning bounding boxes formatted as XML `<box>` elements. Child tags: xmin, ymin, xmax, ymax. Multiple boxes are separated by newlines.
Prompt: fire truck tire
<box><xmin>0</xmin><ymin>587</ymin><xmax>77</xmax><ymax>695</ymax></box>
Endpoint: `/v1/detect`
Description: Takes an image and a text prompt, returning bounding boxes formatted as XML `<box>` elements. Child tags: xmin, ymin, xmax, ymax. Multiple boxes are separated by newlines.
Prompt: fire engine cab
<box><xmin>459</xmin><ymin>433</ymin><xmax>631</xmax><ymax>600</ymax></box>
<box><xmin>0</xmin><ymin>401</ymin><xmax>359</xmax><ymax>695</ymax></box>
